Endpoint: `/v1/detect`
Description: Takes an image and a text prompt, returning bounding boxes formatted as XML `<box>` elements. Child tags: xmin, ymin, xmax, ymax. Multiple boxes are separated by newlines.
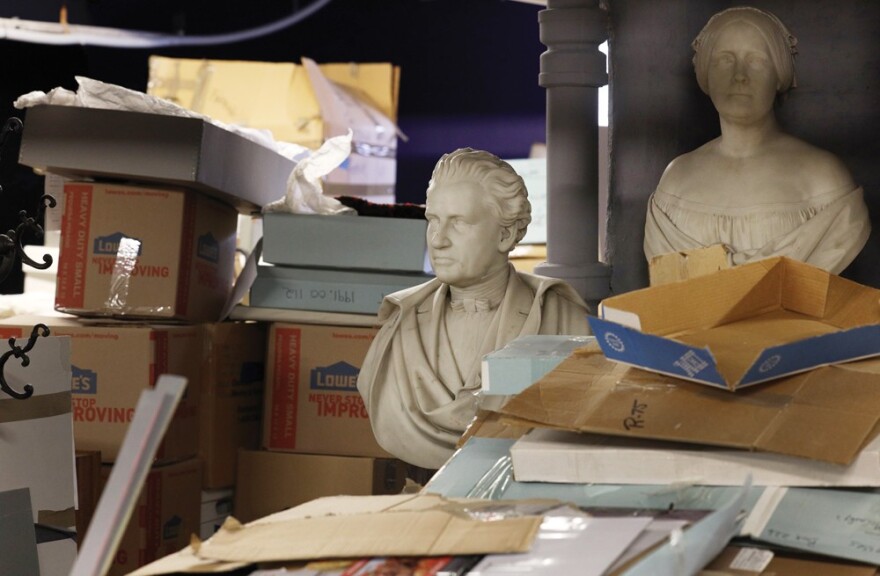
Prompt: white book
<box><xmin>511</xmin><ymin>427</ymin><xmax>880</xmax><ymax>487</ymax></box>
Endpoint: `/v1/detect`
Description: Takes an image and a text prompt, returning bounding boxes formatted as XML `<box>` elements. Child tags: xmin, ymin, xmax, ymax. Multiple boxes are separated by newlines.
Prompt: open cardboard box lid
<box><xmin>589</xmin><ymin>257</ymin><xmax>880</xmax><ymax>390</ymax></box>
<box><xmin>498</xmin><ymin>345</ymin><xmax>880</xmax><ymax>466</ymax></box>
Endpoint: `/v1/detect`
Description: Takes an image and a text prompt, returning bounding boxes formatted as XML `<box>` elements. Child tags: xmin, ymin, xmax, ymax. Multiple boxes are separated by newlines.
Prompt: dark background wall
<box><xmin>607</xmin><ymin>0</ymin><xmax>880</xmax><ymax>293</ymax></box>
<box><xmin>4</xmin><ymin>0</ymin><xmax>876</xmax><ymax>295</ymax></box>
<box><xmin>0</xmin><ymin>0</ymin><xmax>547</xmax><ymax>292</ymax></box>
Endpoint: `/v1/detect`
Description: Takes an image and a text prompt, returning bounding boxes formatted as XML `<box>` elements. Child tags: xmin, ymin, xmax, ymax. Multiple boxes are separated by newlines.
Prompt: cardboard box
<box><xmin>261</xmin><ymin>211</ymin><xmax>430</xmax><ymax>273</ymax></box>
<box><xmin>147</xmin><ymin>57</ymin><xmax>400</xmax><ymax>151</ymax></box>
<box><xmin>148</xmin><ymin>57</ymin><xmax>401</xmax><ymax>198</ymax></box>
<box><xmin>701</xmin><ymin>545</ymin><xmax>879</xmax><ymax>575</ymax></box>
<box><xmin>648</xmin><ymin>244</ymin><xmax>732</xmax><ymax>286</ymax></box>
<box><xmin>75</xmin><ymin>450</ymin><xmax>102</xmax><ymax>546</ymax></box>
<box><xmin>498</xmin><ymin>347</ymin><xmax>880</xmax><ymax>466</ymax></box>
<box><xmin>250</xmin><ymin>264</ymin><xmax>432</xmax><ymax>315</ymax></box>
<box><xmin>589</xmin><ymin>257</ymin><xmax>880</xmax><ymax>390</ymax></box>
<box><xmin>19</xmin><ymin>104</ymin><xmax>297</xmax><ymax>213</ymax></box>
<box><xmin>300</xmin><ymin>58</ymin><xmax>398</xmax><ymax>195</ymax></box>
<box><xmin>262</xmin><ymin>322</ymin><xmax>391</xmax><ymax>458</ymax></box>
<box><xmin>0</xmin><ymin>317</ymin><xmax>202</xmax><ymax>463</ymax></box>
<box><xmin>481</xmin><ymin>334</ymin><xmax>595</xmax><ymax>395</ymax></box>
<box><xmin>102</xmin><ymin>458</ymin><xmax>202</xmax><ymax>576</ymax></box>
<box><xmin>55</xmin><ymin>181</ymin><xmax>238</xmax><ymax>322</ymax></box>
<box><xmin>198</xmin><ymin>322</ymin><xmax>266</xmax><ymax>489</ymax></box>
<box><xmin>510</xmin><ymin>428</ymin><xmax>880</xmax><ymax>487</ymax></box>
<box><xmin>234</xmin><ymin>449</ymin><xmax>407</xmax><ymax>523</ymax></box>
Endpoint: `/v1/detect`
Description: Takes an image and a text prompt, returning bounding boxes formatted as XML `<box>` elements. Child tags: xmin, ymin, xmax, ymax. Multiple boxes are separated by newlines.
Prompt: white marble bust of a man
<box><xmin>357</xmin><ymin>148</ymin><xmax>589</xmax><ymax>470</ymax></box>
<box><xmin>644</xmin><ymin>6</ymin><xmax>870</xmax><ymax>274</ymax></box>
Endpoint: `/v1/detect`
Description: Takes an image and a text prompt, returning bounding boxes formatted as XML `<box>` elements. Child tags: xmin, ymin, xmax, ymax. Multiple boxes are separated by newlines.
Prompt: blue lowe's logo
<box><xmin>72</xmin><ymin>365</ymin><xmax>98</xmax><ymax>394</ymax></box>
<box><xmin>310</xmin><ymin>361</ymin><xmax>359</xmax><ymax>391</ymax></box>
<box><xmin>93</xmin><ymin>232</ymin><xmax>142</xmax><ymax>256</ymax></box>
<box><xmin>197</xmin><ymin>233</ymin><xmax>220</xmax><ymax>263</ymax></box>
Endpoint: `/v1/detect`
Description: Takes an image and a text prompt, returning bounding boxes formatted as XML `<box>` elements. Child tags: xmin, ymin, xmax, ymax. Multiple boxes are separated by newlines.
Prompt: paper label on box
<box><xmin>729</xmin><ymin>547</ymin><xmax>773</xmax><ymax>572</ymax></box>
<box><xmin>57</xmin><ymin>183</ymin><xmax>92</xmax><ymax>309</ymax></box>
<box><xmin>270</xmin><ymin>327</ymin><xmax>302</xmax><ymax>450</ymax></box>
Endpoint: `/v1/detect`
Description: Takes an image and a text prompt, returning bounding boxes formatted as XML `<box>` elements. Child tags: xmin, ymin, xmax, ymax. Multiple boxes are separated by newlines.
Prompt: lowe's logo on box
<box><xmin>310</xmin><ymin>361</ymin><xmax>359</xmax><ymax>391</ymax></box>
<box><xmin>72</xmin><ymin>365</ymin><xmax>98</xmax><ymax>394</ymax></box>
<box><xmin>197</xmin><ymin>233</ymin><xmax>220</xmax><ymax>263</ymax></box>
<box><xmin>94</xmin><ymin>232</ymin><xmax>142</xmax><ymax>256</ymax></box>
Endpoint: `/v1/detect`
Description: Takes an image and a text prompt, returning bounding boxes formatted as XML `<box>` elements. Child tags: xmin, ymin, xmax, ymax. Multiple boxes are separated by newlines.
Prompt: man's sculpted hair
<box><xmin>427</xmin><ymin>147</ymin><xmax>532</xmax><ymax>244</ymax></box>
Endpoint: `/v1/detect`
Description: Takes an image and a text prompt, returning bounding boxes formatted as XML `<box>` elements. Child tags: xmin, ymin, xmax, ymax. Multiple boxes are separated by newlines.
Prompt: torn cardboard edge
<box><xmin>591</xmin><ymin>257</ymin><xmax>880</xmax><ymax>390</ymax></box>
<box><xmin>648</xmin><ymin>244</ymin><xmax>732</xmax><ymax>287</ymax></box>
<box><xmin>129</xmin><ymin>493</ymin><xmax>550</xmax><ymax>574</ymax></box>
<box><xmin>497</xmin><ymin>347</ymin><xmax>880</xmax><ymax>466</ymax></box>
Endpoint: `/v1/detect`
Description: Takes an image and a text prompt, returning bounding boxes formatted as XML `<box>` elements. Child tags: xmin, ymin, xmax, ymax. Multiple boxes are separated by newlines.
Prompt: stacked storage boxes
<box><xmin>252</xmin><ymin>210</ymin><xmax>433</xmax><ymax>316</ymax></box>
<box><xmin>12</xmin><ymin>104</ymin><xmax>292</xmax><ymax>575</ymax></box>
<box><xmin>17</xmin><ymin>104</ymin><xmax>413</xmax><ymax>570</ymax></box>
<box><xmin>236</xmin><ymin>210</ymin><xmax>429</xmax><ymax>521</ymax></box>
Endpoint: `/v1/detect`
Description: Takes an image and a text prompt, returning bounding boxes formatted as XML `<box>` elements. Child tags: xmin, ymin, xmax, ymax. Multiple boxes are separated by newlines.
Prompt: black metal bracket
<box><xmin>0</xmin><ymin>324</ymin><xmax>50</xmax><ymax>400</ymax></box>
<box><xmin>0</xmin><ymin>117</ymin><xmax>57</xmax><ymax>281</ymax></box>
<box><xmin>0</xmin><ymin>193</ymin><xmax>57</xmax><ymax>281</ymax></box>
<box><xmin>0</xmin><ymin>116</ymin><xmax>56</xmax><ymax>400</ymax></box>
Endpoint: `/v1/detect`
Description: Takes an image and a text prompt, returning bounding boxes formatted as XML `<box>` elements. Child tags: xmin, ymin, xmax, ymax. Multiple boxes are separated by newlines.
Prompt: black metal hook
<box><xmin>0</xmin><ymin>116</ymin><xmax>57</xmax><ymax>285</ymax></box>
<box><xmin>0</xmin><ymin>194</ymin><xmax>57</xmax><ymax>280</ymax></box>
<box><xmin>0</xmin><ymin>116</ymin><xmax>57</xmax><ymax>399</ymax></box>
<box><xmin>0</xmin><ymin>324</ymin><xmax>50</xmax><ymax>400</ymax></box>
<box><xmin>0</xmin><ymin>116</ymin><xmax>22</xmax><ymax>150</ymax></box>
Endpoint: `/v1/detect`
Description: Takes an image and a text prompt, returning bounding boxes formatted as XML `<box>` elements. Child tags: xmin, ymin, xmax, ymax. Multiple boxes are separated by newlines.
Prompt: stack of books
<box><xmin>254</xmin><ymin>198</ymin><xmax>434</xmax><ymax>316</ymax></box>
<box><xmin>468</xmin><ymin>257</ymin><xmax>880</xmax><ymax>571</ymax></box>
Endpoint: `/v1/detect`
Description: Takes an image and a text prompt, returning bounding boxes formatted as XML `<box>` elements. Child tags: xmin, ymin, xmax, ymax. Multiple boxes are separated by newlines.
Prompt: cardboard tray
<box><xmin>589</xmin><ymin>257</ymin><xmax>880</xmax><ymax>390</ymax></box>
<box><xmin>19</xmin><ymin>105</ymin><xmax>296</xmax><ymax>213</ymax></box>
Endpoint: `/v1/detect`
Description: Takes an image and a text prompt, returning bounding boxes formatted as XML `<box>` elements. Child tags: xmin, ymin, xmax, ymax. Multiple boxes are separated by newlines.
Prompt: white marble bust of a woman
<box><xmin>644</xmin><ymin>6</ymin><xmax>870</xmax><ymax>274</ymax></box>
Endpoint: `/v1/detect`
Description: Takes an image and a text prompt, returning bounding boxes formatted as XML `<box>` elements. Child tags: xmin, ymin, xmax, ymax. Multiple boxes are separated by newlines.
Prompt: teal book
<box><xmin>480</xmin><ymin>335</ymin><xmax>595</xmax><ymax>395</ymax></box>
<box><xmin>250</xmin><ymin>264</ymin><xmax>432</xmax><ymax>315</ymax></box>
<box><xmin>262</xmin><ymin>212</ymin><xmax>430</xmax><ymax>273</ymax></box>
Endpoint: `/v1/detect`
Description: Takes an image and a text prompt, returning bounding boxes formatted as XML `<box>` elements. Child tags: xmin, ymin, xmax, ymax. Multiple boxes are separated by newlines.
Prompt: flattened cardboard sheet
<box><xmin>128</xmin><ymin>494</ymin><xmax>545</xmax><ymax>574</ymax></box>
<box><xmin>498</xmin><ymin>348</ymin><xmax>880</xmax><ymax>465</ymax></box>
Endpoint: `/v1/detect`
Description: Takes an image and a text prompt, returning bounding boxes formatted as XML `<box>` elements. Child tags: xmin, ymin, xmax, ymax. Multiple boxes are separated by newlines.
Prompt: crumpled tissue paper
<box><xmin>262</xmin><ymin>130</ymin><xmax>356</xmax><ymax>216</ymax></box>
<box><xmin>14</xmin><ymin>75</ymin><xmax>309</xmax><ymax>162</ymax></box>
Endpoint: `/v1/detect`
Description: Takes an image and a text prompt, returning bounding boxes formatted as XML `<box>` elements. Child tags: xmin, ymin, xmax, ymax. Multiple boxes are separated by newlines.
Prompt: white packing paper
<box><xmin>14</xmin><ymin>76</ymin><xmax>309</xmax><ymax>162</ymax></box>
<box><xmin>261</xmin><ymin>130</ymin><xmax>356</xmax><ymax>216</ymax></box>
